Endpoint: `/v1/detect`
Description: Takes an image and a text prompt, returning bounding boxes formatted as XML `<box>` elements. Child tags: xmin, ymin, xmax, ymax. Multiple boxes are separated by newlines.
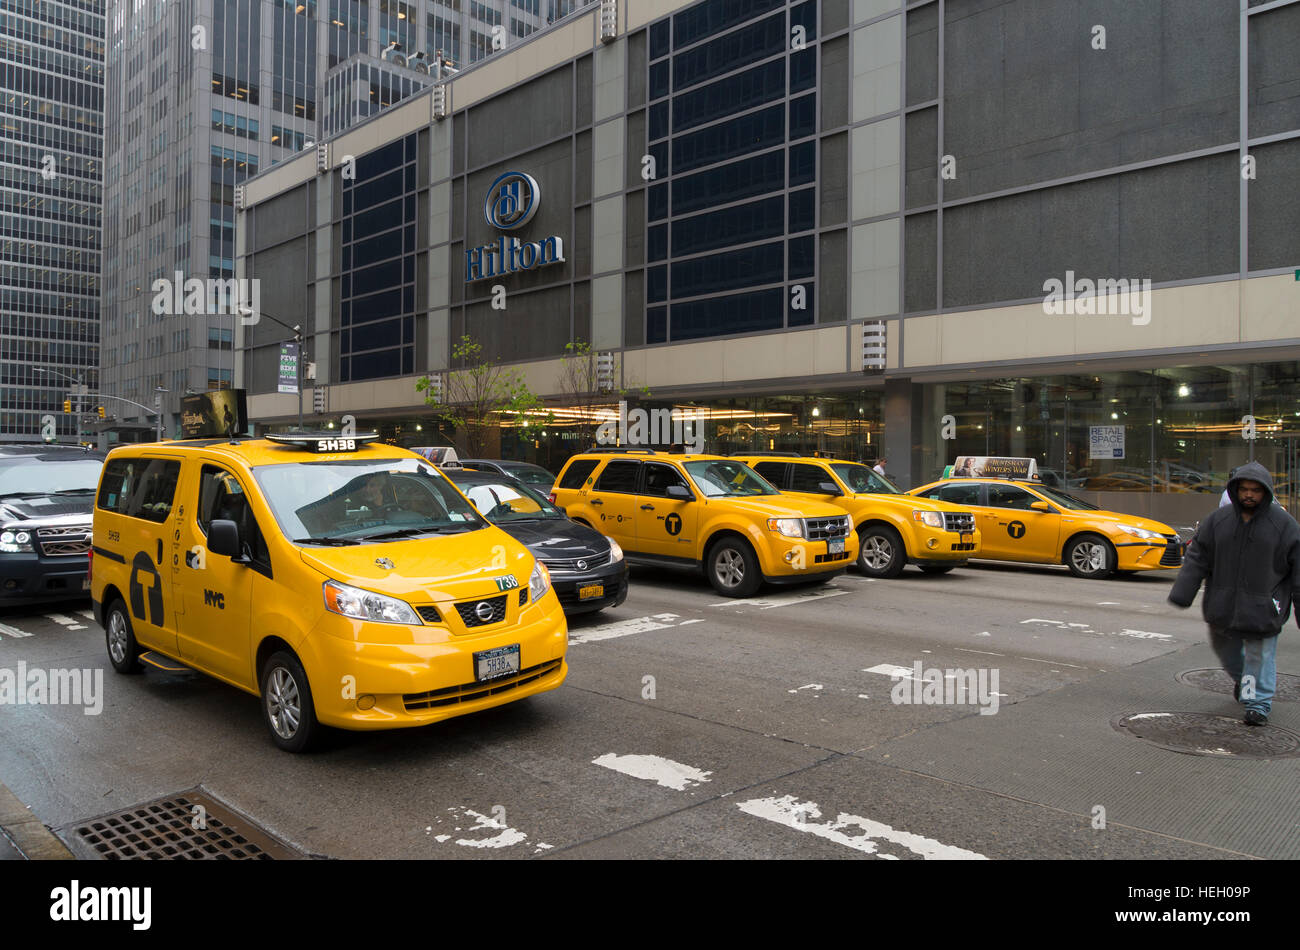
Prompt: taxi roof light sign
<box><xmin>947</xmin><ymin>456</ymin><xmax>1038</xmax><ymax>479</ymax></box>
<box><xmin>266</xmin><ymin>431</ymin><xmax>381</xmax><ymax>453</ymax></box>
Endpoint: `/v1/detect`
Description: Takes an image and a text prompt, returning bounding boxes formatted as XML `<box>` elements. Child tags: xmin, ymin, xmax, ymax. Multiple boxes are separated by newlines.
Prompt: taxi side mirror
<box><xmin>1030</xmin><ymin>501</ymin><xmax>1052</xmax><ymax>512</ymax></box>
<box><xmin>666</xmin><ymin>485</ymin><xmax>693</xmax><ymax>500</ymax></box>
<box><xmin>208</xmin><ymin>519</ymin><xmax>242</xmax><ymax>558</ymax></box>
<box><xmin>819</xmin><ymin>481</ymin><xmax>842</xmax><ymax>496</ymax></box>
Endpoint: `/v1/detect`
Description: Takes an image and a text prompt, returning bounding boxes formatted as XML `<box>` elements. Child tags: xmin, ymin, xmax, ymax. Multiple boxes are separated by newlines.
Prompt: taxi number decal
<box><xmin>314</xmin><ymin>438</ymin><xmax>356</xmax><ymax>452</ymax></box>
<box><xmin>1007</xmin><ymin>520</ymin><xmax>1026</xmax><ymax>539</ymax></box>
<box><xmin>494</xmin><ymin>574</ymin><xmax>520</xmax><ymax>591</ymax></box>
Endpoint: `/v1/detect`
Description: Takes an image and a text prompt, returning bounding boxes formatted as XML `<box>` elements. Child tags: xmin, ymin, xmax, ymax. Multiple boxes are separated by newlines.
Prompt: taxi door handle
<box><xmin>640</xmin><ymin>504</ymin><xmax>655</xmax><ymax>511</ymax></box>
<box><xmin>590</xmin><ymin>498</ymin><xmax>604</xmax><ymax>506</ymax></box>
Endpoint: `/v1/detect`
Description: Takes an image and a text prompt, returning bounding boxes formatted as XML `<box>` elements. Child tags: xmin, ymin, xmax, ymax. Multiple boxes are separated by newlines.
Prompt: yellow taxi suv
<box><xmin>731</xmin><ymin>453</ymin><xmax>981</xmax><ymax>578</ymax></box>
<box><xmin>909</xmin><ymin>464</ymin><xmax>1184</xmax><ymax>579</ymax></box>
<box><xmin>89</xmin><ymin>431</ymin><xmax>568</xmax><ymax>752</ymax></box>
<box><xmin>550</xmin><ymin>449</ymin><xmax>857</xmax><ymax>597</ymax></box>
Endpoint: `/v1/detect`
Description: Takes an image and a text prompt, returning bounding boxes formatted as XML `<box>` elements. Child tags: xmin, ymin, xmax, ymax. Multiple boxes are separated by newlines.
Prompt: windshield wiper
<box><xmin>0</xmin><ymin>491</ymin><xmax>51</xmax><ymax>499</ymax></box>
<box><xmin>53</xmin><ymin>488</ymin><xmax>97</xmax><ymax>494</ymax></box>
<box><xmin>352</xmin><ymin>524</ymin><xmax>479</xmax><ymax>541</ymax></box>
<box><xmin>292</xmin><ymin>536</ymin><xmax>362</xmax><ymax>546</ymax></box>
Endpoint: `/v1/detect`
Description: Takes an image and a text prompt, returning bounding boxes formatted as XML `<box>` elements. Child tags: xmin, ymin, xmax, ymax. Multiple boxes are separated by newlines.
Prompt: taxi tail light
<box><xmin>86</xmin><ymin>547</ymin><xmax>92</xmax><ymax>585</ymax></box>
<box><xmin>547</xmin><ymin>491</ymin><xmax>557</xmax><ymax>505</ymax></box>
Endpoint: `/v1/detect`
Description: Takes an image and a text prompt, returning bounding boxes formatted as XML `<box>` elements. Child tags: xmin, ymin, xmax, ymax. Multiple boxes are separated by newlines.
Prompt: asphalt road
<box><xmin>0</xmin><ymin>559</ymin><xmax>1296</xmax><ymax>860</ymax></box>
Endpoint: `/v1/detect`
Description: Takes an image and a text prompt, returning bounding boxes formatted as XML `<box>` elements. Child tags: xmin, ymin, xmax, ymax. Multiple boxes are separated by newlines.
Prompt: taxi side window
<box><xmin>642</xmin><ymin>462</ymin><xmax>691</xmax><ymax>497</ymax></box>
<box><xmin>97</xmin><ymin>458</ymin><xmax>181</xmax><ymax>523</ymax></box>
<box><xmin>987</xmin><ymin>485</ymin><xmax>1037</xmax><ymax>510</ymax></box>
<box><xmin>791</xmin><ymin>464</ymin><xmax>831</xmax><ymax>492</ymax></box>
<box><xmin>594</xmin><ymin>460</ymin><xmax>639</xmax><ymax>493</ymax></box>
<box><xmin>927</xmin><ymin>483</ymin><xmax>981</xmax><ymax>506</ymax></box>
<box><xmin>558</xmin><ymin>458</ymin><xmax>599</xmax><ymax>489</ymax></box>
<box><xmin>752</xmin><ymin>461</ymin><xmax>789</xmax><ymax>488</ymax></box>
<box><xmin>198</xmin><ymin>466</ymin><xmax>271</xmax><ymax>565</ymax></box>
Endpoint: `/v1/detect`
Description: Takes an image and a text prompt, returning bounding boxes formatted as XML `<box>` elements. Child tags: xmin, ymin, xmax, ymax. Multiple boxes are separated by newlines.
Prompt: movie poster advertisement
<box><xmin>950</xmin><ymin>456</ymin><xmax>1037</xmax><ymax>479</ymax></box>
<box><xmin>181</xmin><ymin>389</ymin><xmax>248</xmax><ymax>438</ymax></box>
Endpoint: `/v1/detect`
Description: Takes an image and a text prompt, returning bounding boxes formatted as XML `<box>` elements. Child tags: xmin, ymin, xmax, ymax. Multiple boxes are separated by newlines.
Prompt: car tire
<box><xmin>705</xmin><ymin>536</ymin><xmax>763</xmax><ymax>598</ymax></box>
<box><xmin>918</xmin><ymin>565</ymin><xmax>955</xmax><ymax>575</ymax></box>
<box><xmin>104</xmin><ymin>599</ymin><xmax>143</xmax><ymax>674</ymax></box>
<box><xmin>856</xmin><ymin>525</ymin><xmax>907</xmax><ymax>578</ymax></box>
<box><xmin>1065</xmin><ymin>534</ymin><xmax>1116</xmax><ymax>579</ymax></box>
<box><xmin>260</xmin><ymin>650</ymin><xmax>321</xmax><ymax>753</ymax></box>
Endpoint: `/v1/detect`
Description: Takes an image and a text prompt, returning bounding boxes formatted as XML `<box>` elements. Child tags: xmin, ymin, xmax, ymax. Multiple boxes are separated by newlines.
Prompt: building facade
<box><xmin>238</xmin><ymin>0</ymin><xmax>1300</xmax><ymax>526</ymax></box>
<box><xmin>98</xmin><ymin>0</ymin><xmax>556</xmax><ymax>436</ymax></box>
<box><xmin>0</xmin><ymin>0</ymin><xmax>104</xmax><ymax>443</ymax></box>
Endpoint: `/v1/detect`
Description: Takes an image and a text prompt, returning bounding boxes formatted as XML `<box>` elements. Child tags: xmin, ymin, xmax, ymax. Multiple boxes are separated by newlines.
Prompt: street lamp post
<box><xmin>154</xmin><ymin>387</ymin><xmax>169</xmax><ymax>442</ymax></box>
<box><xmin>239</xmin><ymin>307</ymin><xmax>304</xmax><ymax>431</ymax></box>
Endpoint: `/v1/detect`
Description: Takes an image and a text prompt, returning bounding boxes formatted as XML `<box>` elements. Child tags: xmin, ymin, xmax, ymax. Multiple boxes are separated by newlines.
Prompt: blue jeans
<box><xmin>1209</xmin><ymin>627</ymin><xmax>1279</xmax><ymax>715</ymax></box>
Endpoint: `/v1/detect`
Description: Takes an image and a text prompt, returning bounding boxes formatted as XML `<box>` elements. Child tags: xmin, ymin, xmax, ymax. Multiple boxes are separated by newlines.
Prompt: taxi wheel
<box><xmin>260</xmin><ymin>651</ymin><xmax>320</xmax><ymax>753</ymax></box>
<box><xmin>857</xmin><ymin>525</ymin><xmax>906</xmax><ymax>578</ymax></box>
<box><xmin>104</xmin><ymin>599</ymin><xmax>142</xmax><ymax>674</ymax></box>
<box><xmin>1066</xmin><ymin>534</ymin><xmax>1115</xmax><ymax>579</ymax></box>
<box><xmin>918</xmin><ymin>565</ymin><xmax>955</xmax><ymax>575</ymax></box>
<box><xmin>706</xmin><ymin>537</ymin><xmax>762</xmax><ymax>598</ymax></box>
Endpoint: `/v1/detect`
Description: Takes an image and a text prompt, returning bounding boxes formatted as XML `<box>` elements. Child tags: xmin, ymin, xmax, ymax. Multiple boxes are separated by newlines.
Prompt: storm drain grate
<box><xmin>66</xmin><ymin>789</ymin><xmax>304</xmax><ymax>860</ymax></box>
<box><xmin>1176</xmin><ymin>668</ymin><xmax>1300</xmax><ymax>703</ymax></box>
<box><xmin>1111</xmin><ymin>711</ymin><xmax>1300</xmax><ymax>759</ymax></box>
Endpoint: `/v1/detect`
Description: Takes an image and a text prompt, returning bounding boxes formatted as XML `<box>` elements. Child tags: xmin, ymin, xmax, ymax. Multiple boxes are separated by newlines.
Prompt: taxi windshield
<box><xmin>831</xmin><ymin>463</ymin><xmax>900</xmax><ymax>495</ymax></box>
<box><xmin>458</xmin><ymin>479</ymin><xmax>565</xmax><ymax>523</ymax></box>
<box><xmin>684</xmin><ymin>460</ymin><xmax>778</xmax><ymax>497</ymax></box>
<box><xmin>253</xmin><ymin>458</ymin><xmax>488</xmax><ymax>543</ymax></box>
<box><xmin>1031</xmin><ymin>484</ymin><xmax>1100</xmax><ymax>510</ymax></box>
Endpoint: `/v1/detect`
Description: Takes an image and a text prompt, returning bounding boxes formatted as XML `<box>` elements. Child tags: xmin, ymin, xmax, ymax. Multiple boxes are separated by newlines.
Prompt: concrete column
<box><xmin>883</xmin><ymin>376</ymin><xmax>923</xmax><ymax>489</ymax></box>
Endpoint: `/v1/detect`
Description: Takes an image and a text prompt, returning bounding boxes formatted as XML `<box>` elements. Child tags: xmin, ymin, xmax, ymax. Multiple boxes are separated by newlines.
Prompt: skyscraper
<box><xmin>0</xmin><ymin>0</ymin><xmax>104</xmax><ymax>443</ymax></box>
<box><xmin>100</xmin><ymin>0</ymin><xmax>556</xmax><ymax>433</ymax></box>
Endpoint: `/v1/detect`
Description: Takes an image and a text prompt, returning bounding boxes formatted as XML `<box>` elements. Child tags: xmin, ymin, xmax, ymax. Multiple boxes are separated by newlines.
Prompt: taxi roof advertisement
<box><xmin>951</xmin><ymin>456</ymin><xmax>1037</xmax><ymax>478</ymax></box>
<box><xmin>181</xmin><ymin>389</ymin><xmax>248</xmax><ymax>438</ymax></box>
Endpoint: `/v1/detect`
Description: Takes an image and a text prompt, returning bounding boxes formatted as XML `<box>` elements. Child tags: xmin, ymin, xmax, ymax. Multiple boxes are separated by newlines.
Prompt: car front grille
<box><xmin>950</xmin><ymin>542</ymin><xmax>977</xmax><ymax>551</ymax></box>
<box><xmin>805</xmin><ymin>516</ymin><xmax>850</xmax><ymax>541</ymax></box>
<box><xmin>942</xmin><ymin>512</ymin><xmax>975</xmax><ymax>533</ymax></box>
<box><xmin>454</xmin><ymin>594</ymin><xmax>507</xmax><ymax>628</ymax></box>
<box><xmin>403</xmin><ymin>659</ymin><xmax>563</xmax><ymax>711</ymax></box>
<box><xmin>416</xmin><ymin>605</ymin><xmax>442</xmax><ymax>623</ymax></box>
<box><xmin>1160</xmin><ymin>536</ymin><xmax>1184</xmax><ymax>566</ymax></box>
<box><xmin>36</xmin><ymin>526</ymin><xmax>92</xmax><ymax>557</ymax></box>
<box><xmin>540</xmin><ymin>551</ymin><xmax>611</xmax><ymax>573</ymax></box>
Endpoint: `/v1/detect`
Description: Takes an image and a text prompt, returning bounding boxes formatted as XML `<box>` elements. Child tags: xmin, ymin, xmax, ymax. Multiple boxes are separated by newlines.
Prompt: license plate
<box><xmin>474</xmin><ymin>644</ymin><xmax>520</xmax><ymax>683</ymax></box>
<box><xmin>828</xmin><ymin>538</ymin><xmax>845</xmax><ymax>555</ymax></box>
<box><xmin>578</xmin><ymin>584</ymin><xmax>604</xmax><ymax>601</ymax></box>
<box><xmin>82</xmin><ymin>578</ymin><xmax>90</xmax><ymax>590</ymax></box>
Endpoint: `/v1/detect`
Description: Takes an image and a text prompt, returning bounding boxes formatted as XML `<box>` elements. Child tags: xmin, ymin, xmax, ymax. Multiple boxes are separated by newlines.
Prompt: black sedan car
<box><xmin>443</xmin><ymin>469</ymin><xmax>629</xmax><ymax>615</ymax></box>
<box><xmin>458</xmin><ymin>459</ymin><xmax>558</xmax><ymax>490</ymax></box>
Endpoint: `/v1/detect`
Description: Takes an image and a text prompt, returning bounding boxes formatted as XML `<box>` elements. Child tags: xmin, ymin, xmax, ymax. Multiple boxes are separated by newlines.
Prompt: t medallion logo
<box><xmin>484</xmin><ymin>172</ymin><xmax>539</xmax><ymax>230</ymax></box>
<box><xmin>1006</xmin><ymin>520</ymin><xmax>1026</xmax><ymax>539</ymax></box>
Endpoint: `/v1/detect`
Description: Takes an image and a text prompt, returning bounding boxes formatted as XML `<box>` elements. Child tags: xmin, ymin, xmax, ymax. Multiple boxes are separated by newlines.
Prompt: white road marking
<box><xmin>1097</xmin><ymin>602</ymin><xmax>1120</xmax><ymax>606</ymax></box>
<box><xmin>857</xmin><ymin>694</ymin><xmax>870</xmax><ymax>699</ymax></box>
<box><xmin>1015</xmin><ymin>656</ymin><xmax>1088</xmax><ymax>669</ymax></box>
<box><xmin>678</xmin><ymin>618</ymin><xmax>705</xmax><ymax>626</ymax></box>
<box><xmin>76</xmin><ymin>610</ymin><xmax>96</xmax><ymax>620</ymax></box>
<box><xmin>955</xmin><ymin>648</ymin><xmax>1004</xmax><ymax>657</ymax></box>
<box><xmin>1021</xmin><ymin>618</ymin><xmax>1174</xmax><ymax>642</ymax></box>
<box><xmin>862</xmin><ymin>663</ymin><xmax>915</xmax><ymax>679</ymax></box>
<box><xmin>788</xmin><ymin>683</ymin><xmax>823</xmax><ymax>693</ymax></box>
<box><xmin>737</xmin><ymin>795</ymin><xmax>987</xmax><ymax>860</ymax></box>
<box><xmin>708</xmin><ymin>587</ymin><xmax>852</xmax><ymax>609</ymax></box>
<box><xmin>428</xmin><ymin>806</ymin><xmax>530</xmax><ymax>849</ymax></box>
<box><xmin>0</xmin><ymin>622</ymin><xmax>33</xmax><ymax>639</ymax></box>
<box><xmin>592</xmin><ymin>753</ymin><xmax>712</xmax><ymax>790</ymax></box>
<box><xmin>1116</xmin><ymin>629</ymin><xmax>1173</xmax><ymax>640</ymax></box>
<box><xmin>1128</xmin><ymin>713</ymin><xmax>1173</xmax><ymax>720</ymax></box>
<box><xmin>569</xmin><ymin>614</ymin><xmax>680</xmax><ymax>645</ymax></box>
<box><xmin>45</xmin><ymin>613</ymin><xmax>86</xmax><ymax>630</ymax></box>
<box><xmin>975</xmin><ymin>631</ymin><xmax>991</xmax><ymax>637</ymax></box>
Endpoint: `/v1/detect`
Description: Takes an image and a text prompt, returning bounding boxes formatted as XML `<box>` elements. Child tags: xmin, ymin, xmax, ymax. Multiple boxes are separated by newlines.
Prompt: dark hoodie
<box><xmin>1168</xmin><ymin>461</ymin><xmax>1300</xmax><ymax>636</ymax></box>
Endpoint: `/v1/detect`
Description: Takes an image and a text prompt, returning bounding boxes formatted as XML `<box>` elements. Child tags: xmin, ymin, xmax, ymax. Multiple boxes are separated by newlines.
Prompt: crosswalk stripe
<box><xmin>0</xmin><ymin>622</ymin><xmax>33</xmax><ymax>638</ymax></box>
<box><xmin>76</xmin><ymin>610</ymin><xmax>96</xmax><ymax>621</ymax></box>
<box><xmin>45</xmin><ymin>613</ymin><xmax>87</xmax><ymax>630</ymax></box>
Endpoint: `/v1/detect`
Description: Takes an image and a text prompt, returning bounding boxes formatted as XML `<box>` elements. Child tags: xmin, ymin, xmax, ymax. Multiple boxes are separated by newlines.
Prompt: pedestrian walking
<box><xmin>873</xmin><ymin>457</ymin><xmax>888</xmax><ymax>476</ymax></box>
<box><xmin>1168</xmin><ymin>462</ymin><xmax>1300</xmax><ymax>725</ymax></box>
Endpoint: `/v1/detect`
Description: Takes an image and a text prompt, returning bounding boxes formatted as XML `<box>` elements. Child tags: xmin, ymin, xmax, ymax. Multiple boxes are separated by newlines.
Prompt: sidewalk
<box><xmin>0</xmin><ymin>781</ymin><xmax>73</xmax><ymax>860</ymax></box>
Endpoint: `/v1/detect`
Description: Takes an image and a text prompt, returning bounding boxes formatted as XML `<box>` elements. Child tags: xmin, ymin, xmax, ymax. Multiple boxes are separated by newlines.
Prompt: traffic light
<box><xmin>97</xmin><ymin>406</ymin><xmax>105</xmax><ymax>419</ymax></box>
<box><xmin>63</xmin><ymin>399</ymin><xmax>71</xmax><ymax>413</ymax></box>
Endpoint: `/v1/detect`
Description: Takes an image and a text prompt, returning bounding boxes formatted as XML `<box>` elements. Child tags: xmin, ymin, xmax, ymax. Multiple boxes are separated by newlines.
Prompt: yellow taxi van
<box><xmin>90</xmin><ymin>428</ymin><xmax>568</xmax><ymax>751</ymax></box>
<box><xmin>909</xmin><ymin>457</ymin><xmax>1184</xmax><ymax>579</ymax></box>
<box><xmin>550</xmin><ymin>448</ymin><xmax>857</xmax><ymax>597</ymax></box>
<box><xmin>731</xmin><ymin>453</ymin><xmax>980</xmax><ymax>577</ymax></box>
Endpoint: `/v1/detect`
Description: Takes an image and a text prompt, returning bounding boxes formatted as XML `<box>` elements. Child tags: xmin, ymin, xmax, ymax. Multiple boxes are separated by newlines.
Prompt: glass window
<box><xmin>672</xmin><ymin>104</ymin><xmax>784</xmax><ymax>175</ymax></box>
<box><xmin>790</xmin><ymin>47</ymin><xmax>815</xmax><ymax>93</ymax></box>
<box><xmin>642</xmin><ymin>462</ymin><xmax>692</xmax><ymax>497</ymax></box>
<box><xmin>986</xmin><ymin>484</ymin><xmax>1040</xmax><ymax>510</ymax></box>
<box><xmin>650</xmin><ymin>19</ymin><xmax>670</xmax><ymax>60</ymax></box>
<box><xmin>672</xmin><ymin>12</ymin><xmax>785</xmax><ymax>93</ymax></box>
<box><xmin>594</xmin><ymin>460</ymin><xmax>640</xmax><ymax>493</ymax></box>
<box><xmin>559</xmin><ymin>458</ymin><xmax>600</xmax><ymax>489</ymax></box>
<box><xmin>648</xmin><ymin>225</ymin><xmax>668</xmax><ymax>261</ymax></box>
<box><xmin>751</xmin><ymin>461</ymin><xmax>788</xmax><ymax>486</ymax></box>
<box><xmin>672</xmin><ymin>60</ymin><xmax>785</xmax><ymax>134</ymax></box>
<box><xmin>672</xmin><ymin>0</ymin><xmax>785</xmax><ymax>50</ymax></box>
<box><xmin>831</xmin><ymin>463</ymin><xmax>899</xmax><ymax>494</ymax></box>
<box><xmin>788</xmin><ymin>236</ymin><xmax>814</xmax><ymax>279</ymax></box>
<box><xmin>671</xmin><ymin>196</ymin><xmax>784</xmax><ymax>257</ymax></box>
<box><xmin>671</xmin><ymin>241</ymin><xmax>784</xmax><ymax>297</ymax></box>
<box><xmin>790</xmin><ymin>463</ymin><xmax>834</xmax><ymax>492</ymax></box>
<box><xmin>674</xmin><ymin>150</ymin><xmax>784</xmax><ymax>216</ymax></box>
<box><xmin>790</xmin><ymin>94</ymin><xmax>816</xmax><ymax>140</ymax></box>
<box><xmin>649</xmin><ymin>60</ymin><xmax>670</xmax><ymax>100</ymax></box>
<box><xmin>921</xmin><ymin>482</ymin><xmax>982</xmax><ymax>506</ymax></box>
<box><xmin>671</xmin><ymin>287</ymin><xmax>784</xmax><ymax>339</ymax></box>
<box><xmin>789</xmin><ymin>189</ymin><xmax>815</xmax><ymax>233</ymax></box>
<box><xmin>684</xmin><ymin>459</ymin><xmax>778</xmax><ymax>497</ymax></box>
<box><xmin>95</xmin><ymin>458</ymin><xmax>180</xmax><ymax>523</ymax></box>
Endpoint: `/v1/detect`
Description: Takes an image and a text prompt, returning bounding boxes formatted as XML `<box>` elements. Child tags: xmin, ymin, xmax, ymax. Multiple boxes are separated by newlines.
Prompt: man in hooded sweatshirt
<box><xmin>1168</xmin><ymin>461</ymin><xmax>1300</xmax><ymax>725</ymax></box>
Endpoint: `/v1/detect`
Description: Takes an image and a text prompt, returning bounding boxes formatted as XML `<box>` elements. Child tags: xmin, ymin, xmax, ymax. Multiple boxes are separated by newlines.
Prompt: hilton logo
<box><xmin>465</xmin><ymin>171</ymin><xmax>565</xmax><ymax>282</ymax></box>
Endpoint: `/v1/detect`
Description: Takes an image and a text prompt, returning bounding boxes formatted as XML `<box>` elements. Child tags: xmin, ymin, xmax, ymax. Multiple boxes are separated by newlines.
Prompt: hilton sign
<box><xmin>465</xmin><ymin>171</ymin><xmax>565</xmax><ymax>281</ymax></box>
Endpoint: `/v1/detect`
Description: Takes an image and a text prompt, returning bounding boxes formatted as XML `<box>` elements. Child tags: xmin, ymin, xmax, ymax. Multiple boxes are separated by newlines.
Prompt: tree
<box><xmin>417</xmin><ymin>335</ymin><xmax>551</xmax><ymax>456</ymax></box>
<box><xmin>555</xmin><ymin>340</ymin><xmax>649</xmax><ymax>448</ymax></box>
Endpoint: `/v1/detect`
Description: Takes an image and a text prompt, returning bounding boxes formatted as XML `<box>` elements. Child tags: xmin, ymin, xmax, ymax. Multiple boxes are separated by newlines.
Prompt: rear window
<box><xmin>558</xmin><ymin>457</ymin><xmax>599</xmax><ymax>489</ymax></box>
<box><xmin>594</xmin><ymin>460</ymin><xmax>640</xmax><ymax>493</ymax></box>
<box><xmin>97</xmin><ymin>458</ymin><xmax>182</xmax><ymax>523</ymax></box>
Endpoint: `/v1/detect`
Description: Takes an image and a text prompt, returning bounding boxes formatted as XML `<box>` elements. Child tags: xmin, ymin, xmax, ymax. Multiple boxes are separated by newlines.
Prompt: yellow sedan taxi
<box><xmin>909</xmin><ymin>459</ymin><xmax>1184</xmax><ymax>579</ymax></box>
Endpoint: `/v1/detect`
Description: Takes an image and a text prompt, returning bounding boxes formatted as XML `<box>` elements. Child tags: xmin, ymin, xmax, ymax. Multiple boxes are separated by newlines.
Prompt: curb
<box><xmin>0</xmin><ymin>781</ymin><xmax>74</xmax><ymax>860</ymax></box>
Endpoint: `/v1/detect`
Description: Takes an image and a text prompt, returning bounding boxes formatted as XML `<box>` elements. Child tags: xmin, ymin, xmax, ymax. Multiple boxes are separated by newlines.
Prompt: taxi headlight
<box><xmin>0</xmin><ymin>530</ymin><xmax>33</xmax><ymax>553</ymax></box>
<box><xmin>1117</xmin><ymin>524</ymin><xmax>1163</xmax><ymax>541</ymax></box>
<box><xmin>607</xmin><ymin>538</ymin><xmax>624</xmax><ymax>563</ymax></box>
<box><xmin>912</xmin><ymin>510</ymin><xmax>944</xmax><ymax>528</ymax></box>
<box><xmin>529</xmin><ymin>562</ymin><xmax>551</xmax><ymax>603</ymax></box>
<box><xmin>767</xmin><ymin>518</ymin><xmax>805</xmax><ymax>539</ymax></box>
<box><xmin>323</xmin><ymin>580</ymin><xmax>422</xmax><ymax>625</ymax></box>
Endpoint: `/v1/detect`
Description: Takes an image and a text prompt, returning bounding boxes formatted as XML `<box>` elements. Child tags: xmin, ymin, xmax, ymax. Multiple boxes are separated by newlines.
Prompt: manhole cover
<box><xmin>1111</xmin><ymin>712</ymin><xmax>1300</xmax><ymax>759</ymax></box>
<box><xmin>62</xmin><ymin>789</ymin><xmax>304</xmax><ymax>860</ymax></box>
<box><xmin>1176</xmin><ymin>668</ymin><xmax>1300</xmax><ymax>702</ymax></box>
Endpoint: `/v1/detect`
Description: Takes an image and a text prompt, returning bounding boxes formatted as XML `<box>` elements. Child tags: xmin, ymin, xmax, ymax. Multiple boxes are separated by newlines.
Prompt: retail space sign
<box><xmin>465</xmin><ymin>171</ymin><xmax>565</xmax><ymax>281</ymax></box>
<box><xmin>1089</xmin><ymin>425</ymin><xmax>1125</xmax><ymax>459</ymax></box>
<box><xmin>278</xmin><ymin>343</ymin><xmax>299</xmax><ymax>394</ymax></box>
